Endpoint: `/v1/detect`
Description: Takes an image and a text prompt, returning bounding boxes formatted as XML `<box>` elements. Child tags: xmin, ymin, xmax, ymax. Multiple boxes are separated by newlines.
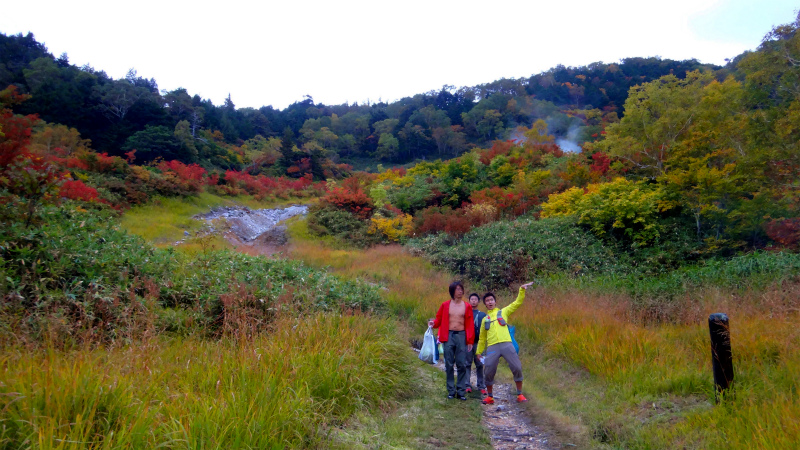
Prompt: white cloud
<box><xmin>1</xmin><ymin>0</ymin><xmax>794</xmax><ymax>109</ymax></box>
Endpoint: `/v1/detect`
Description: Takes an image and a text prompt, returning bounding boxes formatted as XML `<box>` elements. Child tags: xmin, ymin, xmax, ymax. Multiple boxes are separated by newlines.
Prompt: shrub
<box><xmin>387</xmin><ymin>176</ymin><xmax>442</xmax><ymax>214</ymax></box>
<box><xmin>408</xmin><ymin>216</ymin><xmax>629</xmax><ymax>289</ymax></box>
<box><xmin>369</xmin><ymin>213</ymin><xmax>414</xmax><ymax>242</ymax></box>
<box><xmin>470</xmin><ymin>186</ymin><xmax>538</xmax><ymax>217</ymax></box>
<box><xmin>157</xmin><ymin>160</ymin><xmax>207</xmax><ymax>193</ymax></box>
<box><xmin>306</xmin><ymin>203</ymin><xmax>380</xmax><ymax>247</ymax></box>
<box><xmin>321</xmin><ymin>177</ymin><xmax>374</xmax><ymax>219</ymax></box>
<box><xmin>0</xmin><ymin>205</ymin><xmax>384</xmax><ymax>344</ymax></box>
<box><xmin>59</xmin><ymin>179</ymin><xmax>99</xmax><ymax>202</ymax></box>
<box><xmin>765</xmin><ymin>218</ymin><xmax>800</xmax><ymax>250</ymax></box>
<box><xmin>542</xmin><ymin>177</ymin><xmax>673</xmax><ymax>246</ymax></box>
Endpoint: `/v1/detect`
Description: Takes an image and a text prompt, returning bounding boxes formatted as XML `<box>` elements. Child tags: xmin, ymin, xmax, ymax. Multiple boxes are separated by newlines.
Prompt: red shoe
<box><xmin>465</xmin><ymin>387</ymin><xmax>472</xmax><ymax>393</ymax></box>
<box><xmin>482</xmin><ymin>396</ymin><xmax>495</xmax><ymax>405</ymax></box>
<box><xmin>480</xmin><ymin>389</ymin><xmax>488</xmax><ymax>395</ymax></box>
<box><xmin>517</xmin><ymin>394</ymin><xmax>528</xmax><ymax>403</ymax></box>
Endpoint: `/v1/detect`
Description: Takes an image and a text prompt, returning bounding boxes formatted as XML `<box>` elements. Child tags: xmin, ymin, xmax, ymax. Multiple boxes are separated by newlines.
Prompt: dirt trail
<box><xmin>428</xmin><ymin>357</ymin><xmax>562</xmax><ymax>450</ymax></box>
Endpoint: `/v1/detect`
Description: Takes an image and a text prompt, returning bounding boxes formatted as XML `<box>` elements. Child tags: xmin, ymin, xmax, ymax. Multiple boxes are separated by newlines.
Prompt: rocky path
<box><xmin>188</xmin><ymin>205</ymin><xmax>308</xmax><ymax>255</ymax></box>
<box><xmin>428</xmin><ymin>357</ymin><xmax>561</xmax><ymax>450</ymax></box>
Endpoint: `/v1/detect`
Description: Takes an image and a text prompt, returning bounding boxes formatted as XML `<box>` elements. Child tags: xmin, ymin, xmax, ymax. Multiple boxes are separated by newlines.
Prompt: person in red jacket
<box><xmin>428</xmin><ymin>281</ymin><xmax>475</xmax><ymax>400</ymax></box>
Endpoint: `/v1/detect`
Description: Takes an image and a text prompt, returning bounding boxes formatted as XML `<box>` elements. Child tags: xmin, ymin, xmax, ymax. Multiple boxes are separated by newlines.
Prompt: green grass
<box><xmin>328</xmin><ymin>363</ymin><xmax>490</xmax><ymax>450</ymax></box>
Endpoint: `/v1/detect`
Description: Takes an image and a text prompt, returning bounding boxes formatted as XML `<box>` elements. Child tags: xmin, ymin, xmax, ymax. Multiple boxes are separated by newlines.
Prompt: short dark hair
<box><xmin>468</xmin><ymin>292</ymin><xmax>480</xmax><ymax>301</ymax></box>
<box><xmin>449</xmin><ymin>281</ymin><xmax>464</xmax><ymax>299</ymax></box>
<box><xmin>482</xmin><ymin>292</ymin><xmax>496</xmax><ymax>304</ymax></box>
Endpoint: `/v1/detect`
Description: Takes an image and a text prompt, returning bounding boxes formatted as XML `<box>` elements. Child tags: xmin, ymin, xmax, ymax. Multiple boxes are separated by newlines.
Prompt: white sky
<box><xmin>1</xmin><ymin>0</ymin><xmax>797</xmax><ymax>110</ymax></box>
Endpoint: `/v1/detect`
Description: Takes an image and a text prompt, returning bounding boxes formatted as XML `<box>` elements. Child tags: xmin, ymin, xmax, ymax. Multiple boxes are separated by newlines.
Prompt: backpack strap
<box><xmin>497</xmin><ymin>309</ymin><xmax>507</xmax><ymax>326</ymax></box>
<box><xmin>485</xmin><ymin>310</ymin><xmax>507</xmax><ymax>330</ymax></box>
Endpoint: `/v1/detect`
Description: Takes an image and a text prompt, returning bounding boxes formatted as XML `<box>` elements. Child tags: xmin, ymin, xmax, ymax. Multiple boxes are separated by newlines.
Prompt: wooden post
<box><xmin>708</xmin><ymin>313</ymin><xmax>734</xmax><ymax>402</ymax></box>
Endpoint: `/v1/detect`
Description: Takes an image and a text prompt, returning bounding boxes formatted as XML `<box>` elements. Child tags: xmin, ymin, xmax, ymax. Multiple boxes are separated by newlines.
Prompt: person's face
<box><xmin>469</xmin><ymin>295</ymin><xmax>480</xmax><ymax>308</ymax></box>
<box><xmin>484</xmin><ymin>296</ymin><xmax>496</xmax><ymax>310</ymax></box>
<box><xmin>454</xmin><ymin>285</ymin><xmax>464</xmax><ymax>299</ymax></box>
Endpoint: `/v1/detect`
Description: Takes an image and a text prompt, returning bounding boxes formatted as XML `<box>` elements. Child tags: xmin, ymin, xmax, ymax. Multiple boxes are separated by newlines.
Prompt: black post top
<box><xmin>709</xmin><ymin>313</ymin><xmax>728</xmax><ymax>323</ymax></box>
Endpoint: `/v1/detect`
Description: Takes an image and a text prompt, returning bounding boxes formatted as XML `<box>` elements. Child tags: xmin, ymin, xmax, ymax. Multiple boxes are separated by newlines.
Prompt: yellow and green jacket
<box><xmin>476</xmin><ymin>287</ymin><xmax>526</xmax><ymax>355</ymax></box>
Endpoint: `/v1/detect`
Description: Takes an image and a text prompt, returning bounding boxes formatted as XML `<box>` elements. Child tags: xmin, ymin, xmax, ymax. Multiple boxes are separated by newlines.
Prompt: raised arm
<box><xmin>503</xmin><ymin>281</ymin><xmax>535</xmax><ymax>317</ymax></box>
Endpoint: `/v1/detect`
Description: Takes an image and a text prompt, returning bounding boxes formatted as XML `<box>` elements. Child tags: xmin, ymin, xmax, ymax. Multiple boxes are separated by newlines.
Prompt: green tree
<box><xmin>174</xmin><ymin>120</ymin><xmax>198</xmax><ymax>162</ymax></box>
<box><xmin>122</xmin><ymin>125</ymin><xmax>182</xmax><ymax>162</ymax></box>
<box><xmin>372</xmin><ymin>118</ymin><xmax>399</xmax><ymax>136</ymax></box>
<box><xmin>476</xmin><ymin>109</ymin><xmax>504</xmax><ymax>141</ymax></box>
<box><xmin>599</xmin><ymin>71</ymin><xmax>713</xmax><ymax>177</ymax></box>
<box><xmin>376</xmin><ymin>133</ymin><xmax>400</xmax><ymax>161</ymax></box>
<box><xmin>521</xmin><ymin>119</ymin><xmax>554</xmax><ymax>144</ymax></box>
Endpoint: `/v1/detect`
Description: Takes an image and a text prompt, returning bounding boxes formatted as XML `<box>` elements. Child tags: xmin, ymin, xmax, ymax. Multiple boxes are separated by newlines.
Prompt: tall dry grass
<box><xmin>287</xmin><ymin>218</ymin><xmax>456</xmax><ymax>325</ymax></box>
<box><xmin>0</xmin><ymin>314</ymin><xmax>412</xmax><ymax>449</ymax></box>
<box><xmin>508</xmin><ymin>282</ymin><xmax>800</xmax><ymax>449</ymax></box>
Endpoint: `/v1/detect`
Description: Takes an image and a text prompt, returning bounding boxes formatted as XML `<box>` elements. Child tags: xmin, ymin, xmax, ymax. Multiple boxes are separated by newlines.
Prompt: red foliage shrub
<box><xmin>479</xmin><ymin>140</ymin><xmax>515</xmax><ymax>165</ymax></box>
<box><xmin>157</xmin><ymin>160</ymin><xmax>207</xmax><ymax>181</ymax></box>
<box><xmin>156</xmin><ymin>160</ymin><xmax>208</xmax><ymax>193</ymax></box>
<box><xmin>59</xmin><ymin>179</ymin><xmax>99</xmax><ymax>202</ymax></box>
<box><xmin>322</xmin><ymin>178</ymin><xmax>373</xmax><ymax>219</ymax></box>
<box><xmin>0</xmin><ymin>109</ymin><xmax>38</xmax><ymax>168</ymax></box>
<box><xmin>224</xmin><ymin>170</ymin><xmax>319</xmax><ymax>199</ymax></box>
<box><xmin>77</xmin><ymin>152</ymin><xmax>127</xmax><ymax>173</ymax></box>
<box><xmin>765</xmin><ymin>218</ymin><xmax>800</xmax><ymax>250</ymax></box>
<box><xmin>590</xmin><ymin>152</ymin><xmax>611</xmax><ymax>175</ymax></box>
<box><xmin>125</xmin><ymin>150</ymin><xmax>137</xmax><ymax>163</ymax></box>
<box><xmin>48</xmin><ymin>153</ymin><xmax>91</xmax><ymax>171</ymax></box>
<box><xmin>413</xmin><ymin>206</ymin><xmax>487</xmax><ymax>237</ymax></box>
<box><xmin>470</xmin><ymin>187</ymin><xmax>539</xmax><ymax>218</ymax></box>
<box><xmin>537</xmin><ymin>143</ymin><xmax>564</xmax><ymax>158</ymax></box>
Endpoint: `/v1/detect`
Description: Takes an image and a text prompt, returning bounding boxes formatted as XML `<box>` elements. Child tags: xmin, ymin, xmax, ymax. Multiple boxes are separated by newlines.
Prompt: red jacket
<box><xmin>432</xmin><ymin>300</ymin><xmax>475</xmax><ymax>345</ymax></box>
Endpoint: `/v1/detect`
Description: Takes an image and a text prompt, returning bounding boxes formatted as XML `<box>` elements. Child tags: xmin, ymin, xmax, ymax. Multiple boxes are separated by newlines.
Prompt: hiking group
<box><xmin>427</xmin><ymin>280</ymin><xmax>535</xmax><ymax>404</ymax></box>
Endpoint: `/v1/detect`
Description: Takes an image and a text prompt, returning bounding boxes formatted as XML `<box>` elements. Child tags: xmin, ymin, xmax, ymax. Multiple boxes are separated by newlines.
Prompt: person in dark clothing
<box><xmin>466</xmin><ymin>292</ymin><xmax>487</xmax><ymax>395</ymax></box>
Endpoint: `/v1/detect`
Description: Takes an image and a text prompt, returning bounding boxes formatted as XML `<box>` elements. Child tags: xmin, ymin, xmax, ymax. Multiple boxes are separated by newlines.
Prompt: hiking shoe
<box><xmin>447</xmin><ymin>394</ymin><xmax>455</xmax><ymax>400</ymax></box>
<box><xmin>458</xmin><ymin>395</ymin><xmax>468</xmax><ymax>401</ymax></box>
<box><xmin>517</xmin><ymin>394</ymin><xmax>528</xmax><ymax>403</ymax></box>
<box><xmin>480</xmin><ymin>389</ymin><xmax>488</xmax><ymax>395</ymax></box>
<box><xmin>481</xmin><ymin>396</ymin><xmax>495</xmax><ymax>405</ymax></box>
<box><xmin>465</xmin><ymin>387</ymin><xmax>472</xmax><ymax>393</ymax></box>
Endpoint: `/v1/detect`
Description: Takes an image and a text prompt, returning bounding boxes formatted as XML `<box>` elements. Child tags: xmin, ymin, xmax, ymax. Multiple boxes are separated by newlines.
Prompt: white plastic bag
<box><xmin>418</xmin><ymin>326</ymin><xmax>437</xmax><ymax>364</ymax></box>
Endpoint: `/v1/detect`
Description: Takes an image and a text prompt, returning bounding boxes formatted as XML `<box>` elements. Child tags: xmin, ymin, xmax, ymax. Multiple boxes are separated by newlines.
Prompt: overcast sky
<box><xmin>1</xmin><ymin>0</ymin><xmax>797</xmax><ymax>110</ymax></box>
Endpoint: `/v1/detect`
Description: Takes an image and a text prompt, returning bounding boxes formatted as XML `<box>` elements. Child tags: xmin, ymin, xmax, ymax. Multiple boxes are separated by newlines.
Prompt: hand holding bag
<box><xmin>419</xmin><ymin>326</ymin><xmax>438</xmax><ymax>364</ymax></box>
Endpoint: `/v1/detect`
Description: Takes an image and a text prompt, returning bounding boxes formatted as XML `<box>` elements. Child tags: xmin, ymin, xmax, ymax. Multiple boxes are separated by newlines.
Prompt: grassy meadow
<box><xmin>3</xmin><ymin>192</ymin><xmax>797</xmax><ymax>449</ymax></box>
<box><xmin>288</xmin><ymin>218</ymin><xmax>800</xmax><ymax>449</ymax></box>
<box><xmin>1</xmin><ymin>198</ymin><xmax>490</xmax><ymax>450</ymax></box>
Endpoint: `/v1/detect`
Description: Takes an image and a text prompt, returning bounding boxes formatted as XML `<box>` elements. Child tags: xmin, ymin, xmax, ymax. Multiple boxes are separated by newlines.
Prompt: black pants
<box><xmin>444</xmin><ymin>330</ymin><xmax>468</xmax><ymax>396</ymax></box>
<box><xmin>466</xmin><ymin>344</ymin><xmax>486</xmax><ymax>390</ymax></box>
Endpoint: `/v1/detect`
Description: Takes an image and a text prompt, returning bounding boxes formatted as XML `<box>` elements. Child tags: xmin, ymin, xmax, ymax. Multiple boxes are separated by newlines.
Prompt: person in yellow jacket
<box><xmin>476</xmin><ymin>281</ymin><xmax>535</xmax><ymax>404</ymax></box>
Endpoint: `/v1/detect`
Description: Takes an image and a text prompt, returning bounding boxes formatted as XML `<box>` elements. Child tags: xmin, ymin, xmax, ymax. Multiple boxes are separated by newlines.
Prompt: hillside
<box><xmin>2</xmin><ymin>32</ymin><xmax>718</xmax><ymax>170</ymax></box>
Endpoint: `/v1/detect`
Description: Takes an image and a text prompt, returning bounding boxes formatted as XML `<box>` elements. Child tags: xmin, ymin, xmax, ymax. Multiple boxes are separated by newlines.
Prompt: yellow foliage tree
<box><xmin>369</xmin><ymin>213</ymin><xmax>414</xmax><ymax>242</ymax></box>
<box><xmin>542</xmin><ymin>178</ymin><xmax>673</xmax><ymax>245</ymax></box>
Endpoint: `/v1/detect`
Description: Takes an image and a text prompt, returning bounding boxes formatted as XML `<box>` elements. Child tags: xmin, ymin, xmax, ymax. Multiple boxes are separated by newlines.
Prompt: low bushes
<box><xmin>409</xmin><ymin>216</ymin><xmax>625</xmax><ymax>289</ymax></box>
<box><xmin>0</xmin><ymin>205</ymin><xmax>384</xmax><ymax>344</ymax></box>
<box><xmin>409</xmin><ymin>214</ymin><xmax>800</xmax><ymax>310</ymax></box>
